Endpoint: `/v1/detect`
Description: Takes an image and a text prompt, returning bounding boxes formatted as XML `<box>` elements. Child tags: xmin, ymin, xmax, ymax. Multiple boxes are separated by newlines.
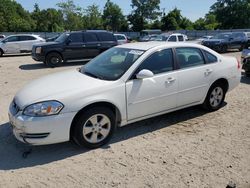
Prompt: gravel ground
<box><xmin>0</xmin><ymin>52</ymin><xmax>249</xmax><ymax>188</ymax></box>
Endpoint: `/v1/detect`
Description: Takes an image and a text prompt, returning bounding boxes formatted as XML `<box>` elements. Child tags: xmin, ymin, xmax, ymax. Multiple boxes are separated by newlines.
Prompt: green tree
<box><xmin>83</xmin><ymin>4</ymin><xmax>103</xmax><ymax>29</ymax></box>
<box><xmin>193</xmin><ymin>13</ymin><xmax>219</xmax><ymax>30</ymax></box>
<box><xmin>0</xmin><ymin>0</ymin><xmax>35</xmax><ymax>31</ymax></box>
<box><xmin>57</xmin><ymin>0</ymin><xmax>83</xmax><ymax>30</ymax></box>
<box><xmin>128</xmin><ymin>0</ymin><xmax>161</xmax><ymax>31</ymax></box>
<box><xmin>102</xmin><ymin>0</ymin><xmax>127</xmax><ymax>31</ymax></box>
<box><xmin>161</xmin><ymin>8</ymin><xmax>193</xmax><ymax>31</ymax></box>
<box><xmin>210</xmin><ymin>0</ymin><xmax>250</xmax><ymax>29</ymax></box>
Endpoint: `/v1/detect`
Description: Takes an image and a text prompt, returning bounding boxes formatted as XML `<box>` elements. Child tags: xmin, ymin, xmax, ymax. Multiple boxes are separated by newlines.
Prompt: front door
<box><xmin>3</xmin><ymin>36</ymin><xmax>20</xmax><ymax>54</ymax></box>
<box><xmin>126</xmin><ymin>48</ymin><xmax>178</xmax><ymax>120</ymax></box>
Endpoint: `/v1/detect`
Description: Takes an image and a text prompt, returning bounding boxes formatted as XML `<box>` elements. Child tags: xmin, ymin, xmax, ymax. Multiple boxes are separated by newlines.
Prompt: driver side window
<box><xmin>135</xmin><ymin>48</ymin><xmax>174</xmax><ymax>75</ymax></box>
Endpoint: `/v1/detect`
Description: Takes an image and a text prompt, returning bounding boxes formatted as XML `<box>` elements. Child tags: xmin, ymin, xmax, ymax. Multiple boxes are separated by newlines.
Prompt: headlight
<box><xmin>35</xmin><ymin>47</ymin><xmax>42</xmax><ymax>54</ymax></box>
<box><xmin>23</xmin><ymin>101</ymin><xmax>64</xmax><ymax>117</ymax></box>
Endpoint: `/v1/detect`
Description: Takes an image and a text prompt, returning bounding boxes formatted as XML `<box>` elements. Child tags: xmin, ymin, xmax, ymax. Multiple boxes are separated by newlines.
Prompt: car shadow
<box><xmin>19</xmin><ymin>61</ymin><xmax>88</xmax><ymax>70</ymax></box>
<box><xmin>0</xmin><ymin>105</ymin><xmax>221</xmax><ymax>170</ymax></box>
<box><xmin>241</xmin><ymin>74</ymin><xmax>250</xmax><ymax>84</ymax></box>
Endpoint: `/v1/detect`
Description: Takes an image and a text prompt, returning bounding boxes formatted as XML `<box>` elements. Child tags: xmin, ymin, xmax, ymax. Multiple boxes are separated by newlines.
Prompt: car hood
<box><xmin>203</xmin><ymin>39</ymin><xmax>226</xmax><ymax>43</ymax></box>
<box><xmin>14</xmin><ymin>69</ymin><xmax>114</xmax><ymax>109</ymax></box>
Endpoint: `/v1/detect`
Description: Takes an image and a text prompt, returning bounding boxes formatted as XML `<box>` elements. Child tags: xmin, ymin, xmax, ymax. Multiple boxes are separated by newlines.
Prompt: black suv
<box><xmin>32</xmin><ymin>30</ymin><xmax>117</xmax><ymax>67</ymax></box>
<box><xmin>201</xmin><ymin>32</ymin><xmax>248</xmax><ymax>53</ymax></box>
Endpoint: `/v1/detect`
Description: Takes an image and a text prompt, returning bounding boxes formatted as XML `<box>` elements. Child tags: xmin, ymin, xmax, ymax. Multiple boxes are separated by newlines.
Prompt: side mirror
<box><xmin>66</xmin><ymin>39</ymin><xmax>72</xmax><ymax>45</ymax></box>
<box><xmin>136</xmin><ymin>69</ymin><xmax>154</xmax><ymax>79</ymax></box>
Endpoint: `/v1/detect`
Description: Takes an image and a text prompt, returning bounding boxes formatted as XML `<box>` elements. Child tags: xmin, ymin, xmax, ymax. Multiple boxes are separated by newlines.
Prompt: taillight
<box><xmin>237</xmin><ymin>58</ymin><xmax>241</xmax><ymax>69</ymax></box>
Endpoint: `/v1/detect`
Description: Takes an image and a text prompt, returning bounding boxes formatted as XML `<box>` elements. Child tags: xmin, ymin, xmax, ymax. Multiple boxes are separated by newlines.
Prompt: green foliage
<box><xmin>103</xmin><ymin>0</ymin><xmax>128</xmax><ymax>31</ymax></box>
<box><xmin>210</xmin><ymin>0</ymin><xmax>250</xmax><ymax>29</ymax></box>
<box><xmin>128</xmin><ymin>0</ymin><xmax>161</xmax><ymax>31</ymax></box>
<box><xmin>83</xmin><ymin>4</ymin><xmax>103</xmax><ymax>30</ymax></box>
<box><xmin>193</xmin><ymin>13</ymin><xmax>219</xmax><ymax>30</ymax></box>
<box><xmin>161</xmin><ymin>8</ymin><xmax>193</xmax><ymax>31</ymax></box>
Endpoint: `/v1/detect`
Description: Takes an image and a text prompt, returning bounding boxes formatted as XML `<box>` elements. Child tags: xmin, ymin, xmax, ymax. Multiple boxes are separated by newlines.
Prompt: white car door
<box><xmin>3</xmin><ymin>36</ymin><xmax>20</xmax><ymax>54</ymax></box>
<box><xmin>126</xmin><ymin>48</ymin><xmax>178</xmax><ymax>120</ymax></box>
<box><xmin>175</xmin><ymin>47</ymin><xmax>216</xmax><ymax>107</ymax></box>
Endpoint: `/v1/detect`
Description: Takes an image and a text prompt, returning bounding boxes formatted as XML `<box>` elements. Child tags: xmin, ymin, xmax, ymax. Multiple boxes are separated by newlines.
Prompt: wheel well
<box><xmin>211</xmin><ymin>78</ymin><xmax>229</xmax><ymax>92</ymax></box>
<box><xmin>0</xmin><ymin>48</ymin><xmax>4</xmax><ymax>54</ymax></box>
<box><xmin>69</xmin><ymin>102</ymin><xmax>122</xmax><ymax>140</ymax></box>
<box><xmin>45</xmin><ymin>51</ymin><xmax>63</xmax><ymax>60</ymax></box>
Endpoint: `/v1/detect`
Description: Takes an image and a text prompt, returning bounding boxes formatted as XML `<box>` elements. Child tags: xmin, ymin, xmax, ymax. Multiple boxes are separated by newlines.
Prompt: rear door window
<box><xmin>178</xmin><ymin>35</ymin><xmax>184</xmax><ymax>41</ymax></box>
<box><xmin>19</xmin><ymin>36</ymin><xmax>36</xmax><ymax>41</ymax></box>
<box><xmin>97</xmin><ymin>32</ymin><xmax>115</xmax><ymax>42</ymax></box>
<box><xmin>203</xmin><ymin>50</ymin><xmax>218</xmax><ymax>63</ymax></box>
<box><xmin>84</xmin><ymin>33</ymin><xmax>98</xmax><ymax>42</ymax></box>
<box><xmin>176</xmin><ymin>47</ymin><xmax>205</xmax><ymax>68</ymax></box>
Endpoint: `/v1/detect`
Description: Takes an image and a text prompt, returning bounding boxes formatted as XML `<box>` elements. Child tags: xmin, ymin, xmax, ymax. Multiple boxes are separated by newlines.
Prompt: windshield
<box><xmin>213</xmin><ymin>33</ymin><xmax>231</xmax><ymax>40</ymax></box>
<box><xmin>81</xmin><ymin>47</ymin><xmax>144</xmax><ymax>81</ymax></box>
<box><xmin>55</xmin><ymin>33</ymin><xmax>69</xmax><ymax>43</ymax></box>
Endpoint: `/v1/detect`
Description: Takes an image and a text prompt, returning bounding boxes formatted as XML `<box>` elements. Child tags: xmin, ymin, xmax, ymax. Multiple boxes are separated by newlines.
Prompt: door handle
<box><xmin>166</xmin><ymin>77</ymin><xmax>176</xmax><ymax>84</ymax></box>
<box><xmin>204</xmin><ymin>69</ymin><xmax>213</xmax><ymax>75</ymax></box>
<box><xmin>82</xmin><ymin>44</ymin><xmax>86</xmax><ymax>47</ymax></box>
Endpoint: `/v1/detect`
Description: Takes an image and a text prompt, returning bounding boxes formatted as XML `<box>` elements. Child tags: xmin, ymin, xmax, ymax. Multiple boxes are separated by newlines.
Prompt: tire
<box><xmin>221</xmin><ymin>45</ymin><xmax>228</xmax><ymax>53</ymax></box>
<box><xmin>246</xmin><ymin>72</ymin><xmax>250</xmax><ymax>77</ymax></box>
<box><xmin>72</xmin><ymin>107</ymin><xmax>116</xmax><ymax>149</ymax></box>
<box><xmin>0</xmin><ymin>49</ymin><xmax>3</xmax><ymax>57</ymax></box>
<box><xmin>202</xmin><ymin>83</ymin><xmax>226</xmax><ymax>111</ymax></box>
<box><xmin>45</xmin><ymin>52</ymin><xmax>63</xmax><ymax>67</ymax></box>
<box><xmin>239</xmin><ymin>45</ymin><xmax>244</xmax><ymax>52</ymax></box>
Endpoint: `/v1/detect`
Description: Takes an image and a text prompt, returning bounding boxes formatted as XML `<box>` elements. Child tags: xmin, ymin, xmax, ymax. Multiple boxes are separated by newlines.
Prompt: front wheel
<box><xmin>202</xmin><ymin>83</ymin><xmax>226</xmax><ymax>111</ymax></box>
<box><xmin>45</xmin><ymin>52</ymin><xmax>63</xmax><ymax>67</ymax></box>
<box><xmin>72</xmin><ymin>107</ymin><xmax>116</xmax><ymax>149</ymax></box>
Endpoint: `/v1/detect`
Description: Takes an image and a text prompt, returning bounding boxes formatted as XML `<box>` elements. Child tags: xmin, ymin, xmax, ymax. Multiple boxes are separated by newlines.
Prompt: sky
<box><xmin>15</xmin><ymin>0</ymin><xmax>217</xmax><ymax>22</ymax></box>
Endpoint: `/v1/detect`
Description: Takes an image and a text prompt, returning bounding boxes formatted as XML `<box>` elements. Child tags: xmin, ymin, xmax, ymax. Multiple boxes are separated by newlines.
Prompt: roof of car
<box><xmin>117</xmin><ymin>41</ymin><xmax>203</xmax><ymax>51</ymax></box>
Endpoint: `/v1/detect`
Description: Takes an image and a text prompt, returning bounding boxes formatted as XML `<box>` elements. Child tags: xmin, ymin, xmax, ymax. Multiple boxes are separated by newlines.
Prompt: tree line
<box><xmin>0</xmin><ymin>0</ymin><xmax>249</xmax><ymax>32</ymax></box>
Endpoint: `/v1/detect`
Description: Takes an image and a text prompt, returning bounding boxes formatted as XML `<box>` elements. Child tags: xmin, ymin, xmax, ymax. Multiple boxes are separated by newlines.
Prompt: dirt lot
<box><xmin>0</xmin><ymin>52</ymin><xmax>249</xmax><ymax>188</ymax></box>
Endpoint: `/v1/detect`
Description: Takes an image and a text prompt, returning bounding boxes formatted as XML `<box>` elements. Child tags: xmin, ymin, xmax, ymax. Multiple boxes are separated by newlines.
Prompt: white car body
<box><xmin>164</xmin><ymin>33</ymin><xmax>187</xmax><ymax>42</ymax></box>
<box><xmin>9</xmin><ymin>42</ymin><xmax>241</xmax><ymax>145</ymax></box>
<box><xmin>0</xmin><ymin>34</ymin><xmax>45</xmax><ymax>55</ymax></box>
<box><xmin>114</xmin><ymin>34</ymin><xmax>128</xmax><ymax>45</ymax></box>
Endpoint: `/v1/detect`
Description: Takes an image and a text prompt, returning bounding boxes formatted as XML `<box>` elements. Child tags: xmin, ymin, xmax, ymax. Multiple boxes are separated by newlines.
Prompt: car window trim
<box><xmin>128</xmin><ymin>48</ymin><xmax>177</xmax><ymax>81</ymax></box>
<box><xmin>201</xmin><ymin>49</ymin><xmax>218</xmax><ymax>64</ymax></box>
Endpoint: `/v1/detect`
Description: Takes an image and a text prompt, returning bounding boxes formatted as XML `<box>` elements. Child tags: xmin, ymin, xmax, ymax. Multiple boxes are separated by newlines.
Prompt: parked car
<box><xmin>163</xmin><ymin>33</ymin><xmax>187</xmax><ymax>42</ymax></box>
<box><xmin>0</xmin><ymin>34</ymin><xmax>45</xmax><ymax>57</ymax></box>
<box><xmin>9</xmin><ymin>42</ymin><xmax>241</xmax><ymax>148</ymax></box>
<box><xmin>241</xmin><ymin>43</ymin><xmax>250</xmax><ymax>76</ymax></box>
<box><xmin>32</xmin><ymin>30</ymin><xmax>118</xmax><ymax>67</ymax></box>
<box><xmin>201</xmin><ymin>32</ymin><xmax>248</xmax><ymax>53</ymax></box>
<box><xmin>195</xmin><ymin>36</ymin><xmax>213</xmax><ymax>44</ymax></box>
<box><xmin>114</xmin><ymin>34</ymin><xmax>129</xmax><ymax>45</ymax></box>
<box><xmin>139</xmin><ymin>34</ymin><xmax>159</xmax><ymax>42</ymax></box>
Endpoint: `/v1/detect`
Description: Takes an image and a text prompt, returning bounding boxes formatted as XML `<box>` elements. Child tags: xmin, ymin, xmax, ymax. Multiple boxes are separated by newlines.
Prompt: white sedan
<box><xmin>9</xmin><ymin>42</ymin><xmax>241</xmax><ymax>148</ymax></box>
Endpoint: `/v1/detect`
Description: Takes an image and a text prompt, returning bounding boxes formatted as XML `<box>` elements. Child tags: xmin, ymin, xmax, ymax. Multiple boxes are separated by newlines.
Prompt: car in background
<box><xmin>9</xmin><ymin>42</ymin><xmax>241</xmax><ymax>148</ymax></box>
<box><xmin>196</xmin><ymin>36</ymin><xmax>213</xmax><ymax>44</ymax></box>
<box><xmin>46</xmin><ymin>34</ymin><xmax>60</xmax><ymax>42</ymax></box>
<box><xmin>139</xmin><ymin>35</ymin><xmax>159</xmax><ymax>42</ymax></box>
<box><xmin>241</xmin><ymin>42</ymin><xmax>250</xmax><ymax>76</ymax></box>
<box><xmin>201</xmin><ymin>32</ymin><xmax>248</xmax><ymax>53</ymax></box>
<box><xmin>163</xmin><ymin>33</ymin><xmax>187</xmax><ymax>42</ymax></box>
<box><xmin>32</xmin><ymin>30</ymin><xmax>118</xmax><ymax>67</ymax></box>
<box><xmin>0</xmin><ymin>34</ymin><xmax>45</xmax><ymax>57</ymax></box>
<box><xmin>114</xmin><ymin>34</ymin><xmax>129</xmax><ymax>45</ymax></box>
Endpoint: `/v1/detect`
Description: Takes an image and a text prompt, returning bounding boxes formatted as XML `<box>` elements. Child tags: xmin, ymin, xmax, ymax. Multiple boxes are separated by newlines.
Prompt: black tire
<box><xmin>246</xmin><ymin>72</ymin><xmax>250</xmax><ymax>77</ymax></box>
<box><xmin>0</xmin><ymin>49</ymin><xmax>3</xmax><ymax>57</ymax></box>
<box><xmin>221</xmin><ymin>45</ymin><xmax>227</xmax><ymax>53</ymax></box>
<box><xmin>72</xmin><ymin>107</ymin><xmax>116</xmax><ymax>149</ymax></box>
<box><xmin>45</xmin><ymin>52</ymin><xmax>63</xmax><ymax>67</ymax></box>
<box><xmin>202</xmin><ymin>83</ymin><xmax>226</xmax><ymax>111</ymax></box>
<box><xmin>239</xmin><ymin>45</ymin><xmax>244</xmax><ymax>52</ymax></box>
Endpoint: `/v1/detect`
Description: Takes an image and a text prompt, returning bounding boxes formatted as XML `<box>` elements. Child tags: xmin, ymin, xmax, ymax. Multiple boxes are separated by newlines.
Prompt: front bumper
<box><xmin>32</xmin><ymin>52</ymin><xmax>45</xmax><ymax>62</ymax></box>
<box><xmin>8</xmin><ymin>103</ymin><xmax>76</xmax><ymax>145</ymax></box>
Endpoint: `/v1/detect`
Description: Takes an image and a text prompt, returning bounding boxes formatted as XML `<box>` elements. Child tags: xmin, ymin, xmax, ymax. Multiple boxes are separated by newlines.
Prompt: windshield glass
<box><xmin>55</xmin><ymin>33</ymin><xmax>69</xmax><ymax>43</ymax></box>
<box><xmin>213</xmin><ymin>33</ymin><xmax>231</xmax><ymax>40</ymax></box>
<box><xmin>81</xmin><ymin>47</ymin><xmax>144</xmax><ymax>81</ymax></box>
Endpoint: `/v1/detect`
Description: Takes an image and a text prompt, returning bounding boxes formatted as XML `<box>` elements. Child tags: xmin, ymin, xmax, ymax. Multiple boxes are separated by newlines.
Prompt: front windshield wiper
<box><xmin>83</xmin><ymin>71</ymin><xmax>103</xmax><ymax>80</ymax></box>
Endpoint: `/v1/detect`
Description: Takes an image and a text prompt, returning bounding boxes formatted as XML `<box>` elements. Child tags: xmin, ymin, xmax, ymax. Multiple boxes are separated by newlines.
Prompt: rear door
<box><xmin>64</xmin><ymin>32</ymin><xmax>87</xmax><ymax>60</ymax></box>
<box><xmin>96</xmin><ymin>32</ymin><xmax>117</xmax><ymax>51</ymax></box>
<box><xmin>230</xmin><ymin>33</ymin><xmax>244</xmax><ymax>49</ymax></box>
<box><xmin>83</xmin><ymin>32</ymin><xmax>100</xmax><ymax>58</ymax></box>
<box><xmin>18</xmin><ymin>35</ymin><xmax>37</xmax><ymax>52</ymax></box>
<box><xmin>175</xmin><ymin>47</ymin><xmax>216</xmax><ymax>107</ymax></box>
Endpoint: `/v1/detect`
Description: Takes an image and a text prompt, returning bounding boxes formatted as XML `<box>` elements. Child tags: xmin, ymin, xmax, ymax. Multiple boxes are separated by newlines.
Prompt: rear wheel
<box><xmin>45</xmin><ymin>52</ymin><xmax>63</xmax><ymax>67</ymax></box>
<box><xmin>202</xmin><ymin>83</ymin><xmax>226</xmax><ymax>111</ymax></box>
<box><xmin>72</xmin><ymin>107</ymin><xmax>116</xmax><ymax>149</ymax></box>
